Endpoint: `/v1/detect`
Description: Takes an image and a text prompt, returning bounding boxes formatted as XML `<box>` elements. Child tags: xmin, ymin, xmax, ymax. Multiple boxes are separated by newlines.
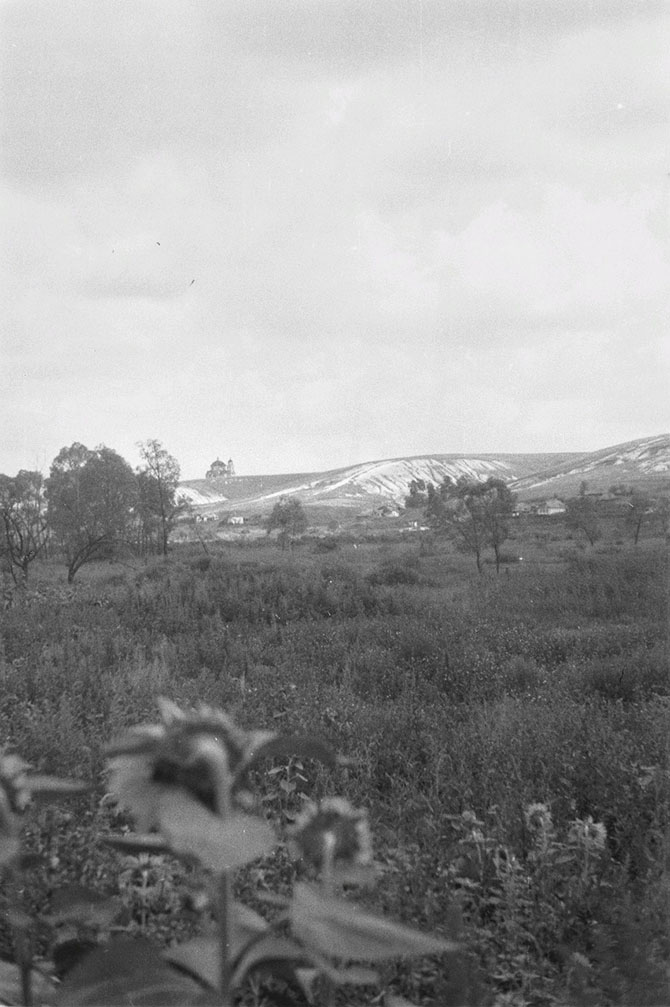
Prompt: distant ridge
<box><xmin>177</xmin><ymin>453</ymin><xmax>573</xmax><ymax>512</ymax></box>
<box><xmin>177</xmin><ymin>434</ymin><xmax>670</xmax><ymax>517</ymax></box>
<box><xmin>511</xmin><ymin>433</ymin><xmax>670</xmax><ymax>498</ymax></box>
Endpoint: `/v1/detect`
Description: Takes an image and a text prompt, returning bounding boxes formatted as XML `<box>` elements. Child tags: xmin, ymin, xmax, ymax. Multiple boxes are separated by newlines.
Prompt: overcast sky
<box><xmin>2</xmin><ymin>1</ymin><xmax>669</xmax><ymax>480</ymax></box>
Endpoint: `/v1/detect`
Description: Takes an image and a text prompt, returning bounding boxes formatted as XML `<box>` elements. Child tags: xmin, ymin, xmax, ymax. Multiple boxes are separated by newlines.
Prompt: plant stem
<box><xmin>321</xmin><ymin>835</ymin><xmax>336</xmax><ymax>1007</ymax></box>
<box><xmin>218</xmin><ymin>868</ymin><xmax>233</xmax><ymax>1007</ymax></box>
<box><xmin>203</xmin><ymin>738</ymin><xmax>234</xmax><ymax>1007</ymax></box>
<box><xmin>17</xmin><ymin>933</ymin><xmax>32</xmax><ymax>1007</ymax></box>
<box><xmin>7</xmin><ymin>867</ymin><xmax>33</xmax><ymax>1007</ymax></box>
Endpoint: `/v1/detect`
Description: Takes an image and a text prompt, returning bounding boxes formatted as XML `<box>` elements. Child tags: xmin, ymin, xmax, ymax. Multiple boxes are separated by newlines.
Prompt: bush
<box><xmin>313</xmin><ymin>537</ymin><xmax>339</xmax><ymax>553</ymax></box>
<box><xmin>367</xmin><ymin>558</ymin><xmax>421</xmax><ymax>586</ymax></box>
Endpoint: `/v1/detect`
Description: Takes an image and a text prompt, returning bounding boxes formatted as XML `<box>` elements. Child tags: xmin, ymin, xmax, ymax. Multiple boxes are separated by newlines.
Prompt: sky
<box><xmin>2</xmin><ymin>1</ymin><xmax>669</xmax><ymax>480</ymax></box>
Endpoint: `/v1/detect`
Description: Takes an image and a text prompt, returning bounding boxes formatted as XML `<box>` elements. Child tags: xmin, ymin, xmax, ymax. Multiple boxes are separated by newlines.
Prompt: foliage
<box><xmin>0</xmin><ymin>536</ymin><xmax>668</xmax><ymax>1003</ymax></box>
<box><xmin>565</xmin><ymin>486</ymin><xmax>601</xmax><ymax>547</ymax></box>
<box><xmin>425</xmin><ymin>477</ymin><xmax>516</xmax><ymax>573</ymax></box>
<box><xmin>47</xmin><ymin>444</ymin><xmax>138</xmax><ymax>583</ymax></box>
<box><xmin>267</xmin><ymin>498</ymin><xmax>308</xmax><ymax>551</ymax></box>
<box><xmin>0</xmin><ymin>470</ymin><xmax>48</xmax><ymax>583</ymax></box>
<box><xmin>366</xmin><ymin>557</ymin><xmax>421</xmax><ymax>587</ymax></box>
<box><xmin>404</xmin><ymin>480</ymin><xmax>428</xmax><ymax>509</ymax></box>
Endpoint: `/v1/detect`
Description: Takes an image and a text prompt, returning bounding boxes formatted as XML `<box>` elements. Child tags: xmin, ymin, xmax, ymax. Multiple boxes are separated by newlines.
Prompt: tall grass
<box><xmin>0</xmin><ymin>539</ymin><xmax>668</xmax><ymax>1003</ymax></box>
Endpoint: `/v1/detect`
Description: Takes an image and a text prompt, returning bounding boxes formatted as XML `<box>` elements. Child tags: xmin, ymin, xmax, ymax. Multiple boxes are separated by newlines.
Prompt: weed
<box><xmin>0</xmin><ymin>536</ymin><xmax>667</xmax><ymax>1003</ymax></box>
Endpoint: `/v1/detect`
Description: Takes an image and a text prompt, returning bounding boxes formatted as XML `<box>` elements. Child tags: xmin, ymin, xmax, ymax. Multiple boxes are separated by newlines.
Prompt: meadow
<box><xmin>0</xmin><ymin>519</ymin><xmax>668</xmax><ymax>1005</ymax></box>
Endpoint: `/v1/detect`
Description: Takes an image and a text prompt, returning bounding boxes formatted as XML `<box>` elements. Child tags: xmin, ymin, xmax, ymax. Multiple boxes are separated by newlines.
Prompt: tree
<box><xmin>653</xmin><ymin>497</ymin><xmax>670</xmax><ymax>539</ymax></box>
<box><xmin>425</xmin><ymin>476</ymin><xmax>516</xmax><ymax>573</ymax></box>
<box><xmin>609</xmin><ymin>483</ymin><xmax>632</xmax><ymax>497</ymax></box>
<box><xmin>426</xmin><ymin>478</ymin><xmax>485</xmax><ymax>573</ymax></box>
<box><xmin>135</xmin><ymin>469</ymin><xmax>161</xmax><ymax>556</ymax></box>
<box><xmin>404</xmin><ymin>479</ymin><xmax>428</xmax><ymax>509</ymax></box>
<box><xmin>267</xmin><ymin>497</ymin><xmax>308</xmax><ymax>550</ymax></box>
<box><xmin>47</xmin><ymin>443</ymin><xmax>138</xmax><ymax>582</ymax></box>
<box><xmin>479</xmin><ymin>478</ymin><xmax>517</xmax><ymax>573</ymax></box>
<box><xmin>0</xmin><ymin>470</ymin><xmax>49</xmax><ymax>583</ymax></box>
<box><xmin>136</xmin><ymin>440</ymin><xmax>182</xmax><ymax>556</ymax></box>
<box><xmin>565</xmin><ymin>485</ymin><xmax>600</xmax><ymax>547</ymax></box>
<box><xmin>426</xmin><ymin>476</ymin><xmax>516</xmax><ymax>573</ymax></box>
<box><xmin>625</xmin><ymin>490</ymin><xmax>652</xmax><ymax>546</ymax></box>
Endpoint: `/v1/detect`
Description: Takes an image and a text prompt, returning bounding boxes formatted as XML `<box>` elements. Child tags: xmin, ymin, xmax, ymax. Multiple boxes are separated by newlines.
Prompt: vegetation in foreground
<box><xmin>0</xmin><ymin>528</ymin><xmax>668</xmax><ymax>1005</ymax></box>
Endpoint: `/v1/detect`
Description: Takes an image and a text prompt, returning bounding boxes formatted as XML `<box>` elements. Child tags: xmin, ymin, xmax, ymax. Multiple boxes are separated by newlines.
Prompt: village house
<box><xmin>374</xmin><ymin>504</ymin><xmax>401</xmax><ymax>518</ymax></box>
<box><xmin>536</xmin><ymin>498</ymin><xmax>566</xmax><ymax>516</ymax></box>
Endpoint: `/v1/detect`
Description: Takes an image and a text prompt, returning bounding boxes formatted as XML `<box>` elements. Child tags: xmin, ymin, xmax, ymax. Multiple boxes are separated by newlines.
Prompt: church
<box><xmin>206</xmin><ymin>457</ymin><xmax>235</xmax><ymax>480</ymax></box>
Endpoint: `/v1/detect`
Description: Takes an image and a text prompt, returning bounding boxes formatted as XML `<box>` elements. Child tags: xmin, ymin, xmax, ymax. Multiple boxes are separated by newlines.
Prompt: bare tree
<box><xmin>137</xmin><ymin>440</ymin><xmax>182</xmax><ymax>556</ymax></box>
<box><xmin>0</xmin><ymin>470</ymin><xmax>49</xmax><ymax>583</ymax></box>
<box><xmin>625</xmin><ymin>490</ymin><xmax>652</xmax><ymax>546</ymax></box>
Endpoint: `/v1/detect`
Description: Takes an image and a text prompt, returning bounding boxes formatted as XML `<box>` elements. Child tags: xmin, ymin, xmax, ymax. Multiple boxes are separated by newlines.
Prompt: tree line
<box><xmin>0</xmin><ymin>440</ymin><xmax>182</xmax><ymax>584</ymax></box>
<box><xmin>407</xmin><ymin>475</ymin><xmax>669</xmax><ymax>570</ymax></box>
<box><xmin>562</xmin><ymin>481</ymin><xmax>668</xmax><ymax>547</ymax></box>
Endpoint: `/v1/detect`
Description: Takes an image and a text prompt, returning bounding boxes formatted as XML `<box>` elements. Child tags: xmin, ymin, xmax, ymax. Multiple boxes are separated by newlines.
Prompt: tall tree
<box><xmin>624</xmin><ymin>490</ymin><xmax>652</xmax><ymax>546</ymax></box>
<box><xmin>565</xmin><ymin>484</ymin><xmax>600</xmax><ymax>547</ymax></box>
<box><xmin>426</xmin><ymin>477</ymin><xmax>485</xmax><ymax>573</ymax></box>
<box><xmin>47</xmin><ymin>443</ymin><xmax>137</xmax><ymax>582</ymax></box>
<box><xmin>653</xmin><ymin>497</ymin><xmax>670</xmax><ymax>539</ymax></box>
<box><xmin>479</xmin><ymin>478</ymin><xmax>516</xmax><ymax>574</ymax></box>
<box><xmin>135</xmin><ymin>469</ymin><xmax>161</xmax><ymax>556</ymax></box>
<box><xmin>267</xmin><ymin>497</ymin><xmax>308</xmax><ymax>551</ymax></box>
<box><xmin>137</xmin><ymin>440</ymin><xmax>182</xmax><ymax>556</ymax></box>
<box><xmin>0</xmin><ymin>470</ymin><xmax>49</xmax><ymax>583</ymax></box>
<box><xmin>425</xmin><ymin>476</ymin><xmax>516</xmax><ymax>573</ymax></box>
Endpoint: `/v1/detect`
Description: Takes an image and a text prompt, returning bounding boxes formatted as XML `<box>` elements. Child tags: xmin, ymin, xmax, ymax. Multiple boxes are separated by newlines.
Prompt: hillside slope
<box><xmin>177</xmin><ymin>435</ymin><xmax>670</xmax><ymax>518</ymax></box>
<box><xmin>512</xmin><ymin>434</ymin><xmax>670</xmax><ymax>498</ymax></box>
<box><xmin>285</xmin><ymin>454</ymin><xmax>573</xmax><ymax>507</ymax></box>
<box><xmin>177</xmin><ymin>452</ymin><xmax>576</xmax><ymax>515</ymax></box>
<box><xmin>176</xmin><ymin>472</ymin><xmax>320</xmax><ymax>508</ymax></box>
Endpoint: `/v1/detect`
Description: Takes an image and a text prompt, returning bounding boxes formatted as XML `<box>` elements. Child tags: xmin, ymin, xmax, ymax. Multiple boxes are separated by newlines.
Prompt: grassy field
<box><xmin>0</xmin><ymin>520</ymin><xmax>668</xmax><ymax>1005</ymax></box>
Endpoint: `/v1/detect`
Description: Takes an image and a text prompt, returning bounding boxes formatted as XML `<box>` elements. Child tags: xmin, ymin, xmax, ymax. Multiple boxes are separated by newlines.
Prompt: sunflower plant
<box><xmin>0</xmin><ymin>700</ymin><xmax>457</xmax><ymax>1006</ymax></box>
<box><xmin>0</xmin><ymin>748</ymin><xmax>88</xmax><ymax>1006</ymax></box>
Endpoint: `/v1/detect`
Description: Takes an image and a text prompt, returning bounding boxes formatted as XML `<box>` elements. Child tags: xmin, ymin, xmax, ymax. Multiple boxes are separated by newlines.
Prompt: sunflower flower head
<box><xmin>0</xmin><ymin>752</ymin><xmax>32</xmax><ymax>865</ymax></box>
<box><xmin>290</xmin><ymin>797</ymin><xmax>373</xmax><ymax>872</ymax></box>
<box><xmin>0</xmin><ymin>753</ymin><xmax>32</xmax><ymax>815</ymax></box>
<box><xmin>568</xmin><ymin>816</ymin><xmax>607</xmax><ymax>853</ymax></box>
<box><xmin>105</xmin><ymin>698</ymin><xmax>274</xmax><ymax>832</ymax></box>
<box><xmin>524</xmin><ymin>802</ymin><xmax>555</xmax><ymax>854</ymax></box>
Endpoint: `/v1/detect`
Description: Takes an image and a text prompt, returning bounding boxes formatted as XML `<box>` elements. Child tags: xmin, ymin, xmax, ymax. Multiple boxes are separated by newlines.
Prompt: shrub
<box><xmin>367</xmin><ymin>558</ymin><xmax>421</xmax><ymax>586</ymax></box>
<box><xmin>313</xmin><ymin>537</ymin><xmax>339</xmax><ymax>553</ymax></box>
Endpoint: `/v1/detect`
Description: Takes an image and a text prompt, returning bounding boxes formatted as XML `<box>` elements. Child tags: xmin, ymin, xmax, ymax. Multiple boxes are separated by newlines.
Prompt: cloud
<box><xmin>434</xmin><ymin>185</ymin><xmax>669</xmax><ymax>322</ymax></box>
<box><xmin>1</xmin><ymin>1</ymin><xmax>669</xmax><ymax>476</ymax></box>
<box><xmin>0</xmin><ymin>1</ymin><xmax>298</xmax><ymax>187</ymax></box>
<box><xmin>208</xmin><ymin>1</ymin><xmax>669</xmax><ymax>70</ymax></box>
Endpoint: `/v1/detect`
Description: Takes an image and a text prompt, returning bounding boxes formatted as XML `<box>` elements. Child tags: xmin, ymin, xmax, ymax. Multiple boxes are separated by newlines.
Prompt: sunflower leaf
<box><xmin>158</xmin><ymin>791</ymin><xmax>275</xmax><ymax>871</ymax></box>
<box><xmin>290</xmin><ymin>884</ymin><xmax>458</xmax><ymax>963</ymax></box>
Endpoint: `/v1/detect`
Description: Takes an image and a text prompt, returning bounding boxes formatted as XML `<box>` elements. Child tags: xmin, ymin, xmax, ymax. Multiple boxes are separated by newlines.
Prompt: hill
<box><xmin>176</xmin><ymin>471</ymin><xmax>321</xmax><ymax>509</ymax></box>
<box><xmin>176</xmin><ymin>434</ymin><xmax>670</xmax><ymax>521</ymax></box>
<box><xmin>512</xmin><ymin>433</ymin><xmax>670</xmax><ymax>499</ymax></box>
<box><xmin>176</xmin><ymin>452</ymin><xmax>572</xmax><ymax>518</ymax></box>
